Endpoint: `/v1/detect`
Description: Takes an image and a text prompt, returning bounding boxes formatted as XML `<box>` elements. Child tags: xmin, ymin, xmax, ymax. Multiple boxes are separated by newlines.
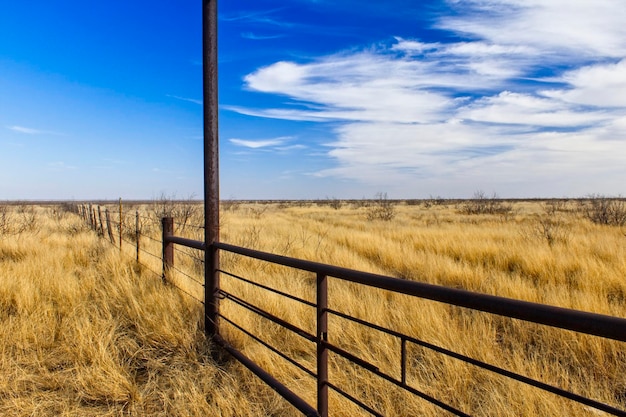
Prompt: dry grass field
<box><xmin>1</xmin><ymin>199</ymin><xmax>626</xmax><ymax>416</ymax></box>
<box><xmin>0</xmin><ymin>205</ymin><xmax>268</xmax><ymax>416</ymax></box>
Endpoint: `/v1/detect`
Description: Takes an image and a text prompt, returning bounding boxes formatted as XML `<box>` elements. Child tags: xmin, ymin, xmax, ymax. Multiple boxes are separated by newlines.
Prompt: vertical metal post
<box><xmin>136</xmin><ymin>211</ymin><xmax>140</xmax><ymax>262</ymax></box>
<box><xmin>119</xmin><ymin>198</ymin><xmax>123</xmax><ymax>251</ymax></box>
<box><xmin>401</xmin><ymin>338</ymin><xmax>407</xmax><ymax>385</ymax></box>
<box><xmin>203</xmin><ymin>0</ymin><xmax>220</xmax><ymax>338</ymax></box>
<box><xmin>162</xmin><ymin>217</ymin><xmax>174</xmax><ymax>283</ymax></box>
<box><xmin>317</xmin><ymin>273</ymin><xmax>329</xmax><ymax>417</ymax></box>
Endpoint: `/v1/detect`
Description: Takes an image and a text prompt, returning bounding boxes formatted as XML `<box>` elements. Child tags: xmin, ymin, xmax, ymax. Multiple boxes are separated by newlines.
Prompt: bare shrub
<box><xmin>249</xmin><ymin>205</ymin><xmax>268</xmax><ymax>219</ymax></box>
<box><xmin>222</xmin><ymin>199</ymin><xmax>240</xmax><ymax>212</ymax></box>
<box><xmin>0</xmin><ymin>205</ymin><xmax>11</xmax><ymax>235</ymax></box>
<box><xmin>327</xmin><ymin>197</ymin><xmax>342</xmax><ymax>210</ymax></box>
<box><xmin>461</xmin><ymin>190</ymin><xmax>512</xmax><ymax>216</ymax></box>
<box><xmin>152</xmin><ymin>193</ymin><xmax>200</xmax><ymax>233</ymax></box>
<box><xmin>366</xmin><ymin>192</ymin><xmax>396</xmax><ymax>221</ymax></box>
<box><xmin>581</xmin><ymin>194</ymin><xmax>626</xmax><ymax>226</ymax></box>
<box><xmin>16</xmin><ymin>205</ymin><xmax>37</xmax><ymax>233</ymax></box>
<box><xmin>522</xmin><ymin>203</ymin><xmax>570</xmax><ymax>247</ymax></box>
<box><xmin>423</xmin><ymin>195</ymin><xmax>446</xmax><ymax>208</ymax></box>
<box><xmin>544</xmin><ymin>199</ymin><xmax>569</xmax><ymax>215</ymax></box>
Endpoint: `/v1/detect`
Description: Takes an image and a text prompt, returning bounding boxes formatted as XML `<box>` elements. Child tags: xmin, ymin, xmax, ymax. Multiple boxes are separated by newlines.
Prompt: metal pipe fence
<box><xmin>154</xmin><ymin>216</ymin><xmax>626</xmax><ymax>417</ymax></box>
<box><xmin>75</xmin><ymin>206</ymin><xmax>626</xmax><ymax>416</ymax></box>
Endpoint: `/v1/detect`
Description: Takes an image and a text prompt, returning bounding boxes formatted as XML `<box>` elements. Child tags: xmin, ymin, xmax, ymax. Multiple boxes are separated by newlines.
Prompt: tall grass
<box><xmin>212</xmin><ymin>200</ymin><xmax>626</xmax><ymax>416</ymax></box>
<box><xmin>2</xmin><ymin>200</ymin><xmax>625</xmax><ymax>416</ymax></box>
<box><xmin>0</xmin><ymin>205</ymin><xmax>272</xmax><ymax>416</ymax></box>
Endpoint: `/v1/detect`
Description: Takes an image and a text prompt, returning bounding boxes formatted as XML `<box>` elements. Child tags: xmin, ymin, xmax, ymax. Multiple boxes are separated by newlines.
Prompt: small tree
<box><xmin>366</xmin><ymin>192</ymin><xmax>396</xmax><ymax>221</ymax></box>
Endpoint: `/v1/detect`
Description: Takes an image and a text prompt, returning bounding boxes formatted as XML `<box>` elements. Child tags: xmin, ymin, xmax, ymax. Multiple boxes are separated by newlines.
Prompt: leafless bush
<box><xmin>16</xmin><ymin>205</ymin><xmax>37</xmax><ymax>233</ymax></box>
<box><xmin>422</xmin><ymin>195</ymin><xmax>446</xmax><ymax>208</ymax></box>
<box><xmin>152</xmin><ymin>193</ymin><xmax>200</xmax><ymax>233</ymax></box>
<box><xmin>327</xmin><ymin>197</ymin><xmax>342</xmax><ymax>210</ymax></box>
<box><xmin>351</xmin><ymin>198</ymin><xmax>369</xmax><ymax>209</ymax></box>
<box><xmin>544</xmin><ymin>199</ymin><xmax>569</xmax><ymax>215</ymax></box>
<box><xmin>524</xmin><ymin>203</ymin><xmax>570</xmax><ymax>247</ymax></box>
<box><xmin>0</xmin><ymin>205</ymin><xmax>10</xmax><ymax>235</ymax></box>
<box><xmin>461</xmin><ymin>190</ymin><xmax>512</xmax><ymax>216</ymax></box>
<box><xmin>221</xmin><ymin>199</ymin><xmax>240</xmax><ymax>212</ymax></box>
<box><xmin>581</xmin><ymin>194</ymin><xmax>626</xmax><ymax>226</ymax></box>
<box><xmin>249</xmin><ymin>205</ymin><xmax>268</xmax><ymax>219</ymax></box>
<box><xmin>366</xmin><ymin>192</ymin><xmax>396</xmax><ymax>221</ymax></box>
<box><xmin>0</xmin><ymin>205</ymin><xmax>38</xmax><ymax>235</ymax></box>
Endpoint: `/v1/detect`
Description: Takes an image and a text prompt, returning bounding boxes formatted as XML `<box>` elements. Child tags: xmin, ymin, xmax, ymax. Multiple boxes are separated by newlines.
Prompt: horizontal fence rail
<box><xmin>213</xmin><ymin>242</ymin><xmax>626</xmax><ymax>343</ymax></box>
<box><xmin>209</xmin><ymin>241</ymin><xmax>626</xmax><ymax>417</ymax></box>
<box><xmin>80</xmin><ymin>211</ymin><xmax>626</xmax><ymax>416</ymax></box>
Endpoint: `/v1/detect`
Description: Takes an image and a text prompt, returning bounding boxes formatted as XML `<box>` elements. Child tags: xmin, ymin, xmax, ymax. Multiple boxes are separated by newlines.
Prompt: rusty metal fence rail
<box><xmin>156</xmin><ymin>217</ymin><xmax>626</xmax><ymax>417</ymax></box>
<box><xmin>77</xmin><ymin>206</ymin><xmax>626</xmax><ymax>416</ymax></box>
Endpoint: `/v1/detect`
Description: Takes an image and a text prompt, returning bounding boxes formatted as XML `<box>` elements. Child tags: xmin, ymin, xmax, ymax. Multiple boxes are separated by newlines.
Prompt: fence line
<box><xmin>77</xmin><ymin>203</ymin><xmax>205</xmax><ymax>305</ymax></box>
<box><xmin>75</xmin><ymin>206</ymin><xmax>626</xmax><ymax>417</ymax></box>
<box><xmin>208</xmin><ymin>240</ymin><xmax>626</xmax><ymax>417</ymax></box>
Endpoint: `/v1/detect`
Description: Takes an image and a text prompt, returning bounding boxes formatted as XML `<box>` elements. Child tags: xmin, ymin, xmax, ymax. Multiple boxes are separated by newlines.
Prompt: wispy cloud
<box><xmin>7</xmin><ymin>125</ymin><xmax>63</xmax><ymax>135</ymax></box>
<box><xmin>220</xmin><ymin>8</ymin><xmax>294</xmax><ymax>28</ymax></box>
<box><xmin>229</xmin><ymin>136</ymin><xmax>293</xmax><ymax>149</ymax></box>
<box><xmin>241</xmin><ymin>32</ymin><xmax>285</xmax><ymax>40</ymax></box>
<box><xmin>167</xmin><ymin>95</ymin><xmax>202</xmax><ymax>105</ymax></box>
<box><xmin>228</xmin><ymin>0</ymin><xmax>626</xmax><ymax>196</ymax></box>
<box><xmin>48</xmin><ymin>161</ymin><xmax>77</xmax><ymax>171</ymax></box>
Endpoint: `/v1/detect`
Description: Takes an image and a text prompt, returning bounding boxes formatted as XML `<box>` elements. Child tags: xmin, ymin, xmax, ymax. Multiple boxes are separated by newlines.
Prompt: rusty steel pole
<box><xmin>316</xmin><ymin>273</ymin><xmax>329</xmax><ymax>417</ymax></box>
<box><xmin>203</xmin><ymin>0</ymin><xmax>220</xmax><ymax>338</ymax></box>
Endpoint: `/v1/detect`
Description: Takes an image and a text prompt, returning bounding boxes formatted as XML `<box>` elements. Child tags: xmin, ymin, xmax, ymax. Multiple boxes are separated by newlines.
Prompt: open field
<box><xmin>1</xmin><ymin>199</ymin><xmax>626</xmax><ymax>416</ymax></box>
<box><xmin>0</xmin><ymin>205</ymin><xmax>267</xmax><ymax>416</ymax></box>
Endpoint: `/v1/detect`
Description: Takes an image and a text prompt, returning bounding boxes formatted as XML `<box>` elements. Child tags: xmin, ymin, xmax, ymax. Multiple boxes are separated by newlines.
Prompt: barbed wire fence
<box><xmin>77</xmin><ymin>201</ymin><xmax>205</xmax><ymax>305</ymax></box>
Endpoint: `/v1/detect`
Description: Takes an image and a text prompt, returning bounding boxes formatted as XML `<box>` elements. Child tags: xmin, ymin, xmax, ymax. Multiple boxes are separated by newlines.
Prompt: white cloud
<box><xmin>542</xmin><ymin>59</ymin><xmax>626</xmax><ymax>107</ymax></box>
<box><xmin>167</xmin><ymin>95</ymin><xmax>202</xmax><ymax>105</ymax></box>
<box><xmin>7</xmin><ymin>125</ymin><xmax>62</xmax><ymax>135</ymax></box>
<box><xmin>241</xmin><ymin>32</ymin><xmax>285</xmax><ymax>40</ymax></box>
<box><xmin>439</xmin><ymin>0</ymin><xmax>626</xmax><ymax>59</ymax></box>
<box><xmin>229</xmin><ymin>136</ymin><xmax>292</xmax><ymax>149</ymax></box>
<box><xmin>459</xmin><ymin>91</ymin><xmax>612</xmax><ymax>127</ymax></box>
<box><xmin>230</xmin><ymin>0</ymin><xmax>626</xmax><ymax>196</ymax></box>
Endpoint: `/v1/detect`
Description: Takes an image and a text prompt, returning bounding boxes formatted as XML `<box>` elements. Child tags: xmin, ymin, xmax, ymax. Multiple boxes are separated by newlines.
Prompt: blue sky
<box><xmin>2</xmin><ymin>1</ymin><xmax>626</xmax><ymax>200</ymax></box>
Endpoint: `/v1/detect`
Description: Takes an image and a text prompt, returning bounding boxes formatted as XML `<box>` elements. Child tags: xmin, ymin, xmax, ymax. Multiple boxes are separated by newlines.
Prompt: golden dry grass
<box><xmin>0</xmin><ymin>205</ymin><xmax>276</xmax><ymax>416</ymax></box>
<box><xmin>2</xmin><ymin>200</ymin><xmax>626</xmax><ymax>416</ymax></box>
<box><xmin>212</xmin><ymin>200</ymin><xmax>626</xmax><ymax>416</ymax></box>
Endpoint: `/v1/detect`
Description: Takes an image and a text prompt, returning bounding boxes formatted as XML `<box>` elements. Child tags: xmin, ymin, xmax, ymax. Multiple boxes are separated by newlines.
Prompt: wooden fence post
<box><xmin>105</xmin><ymin>209</ymin><xmax>115</xmax><ymax>244</ymax></box>
<box><xmin>97</xmin><ymin>206</ymin><xmax>105</xmax><ymax>236</ymax></box>
<box><xmin>162</xmin><ymin>217</ymin><xmax>174</xmax><ymax>283</ymax></box>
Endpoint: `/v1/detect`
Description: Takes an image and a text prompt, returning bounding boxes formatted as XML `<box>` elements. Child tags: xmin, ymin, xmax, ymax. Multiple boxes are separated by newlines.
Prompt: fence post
<box><xmin>119</xmin><ymin>198</ymin><xmax>123</xmax><ymax>251</ymax></box>
<box><xmin>136</xmin><ymin>211</ymin><xmax>140</xmax><ymax>262</ymax></box>
<box><xmin>92</xmin><ymin>207</ymin><xmax>98</xmax><ymax>232</ymax></box>
<box><xmin>88</xmin><ymin>204</ymin><xmax>94</xmax><ymax>229</ymax></box>
<box><xmin>203</xmin><ymin>0</ymin><xmax>220</xmax><ymax>339</ymax></box>
<box><xmin>162</xmin><ymin>217</ymin><xmax>174</xmax><ymax>283</ymax></box>
<box><xmin>96</xmin><ymin>206</ymin><xmax>103</xmax><ymax>236</ymax></box>
<box><xmin>317</xmin><ymin>273</ymin><xmax>329</xmax><ymax>417</ymax></box>
<box><xmin>105</xmin><ymin>209</ymin><xmax>115</xmax><ymax>244</ymax></box>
